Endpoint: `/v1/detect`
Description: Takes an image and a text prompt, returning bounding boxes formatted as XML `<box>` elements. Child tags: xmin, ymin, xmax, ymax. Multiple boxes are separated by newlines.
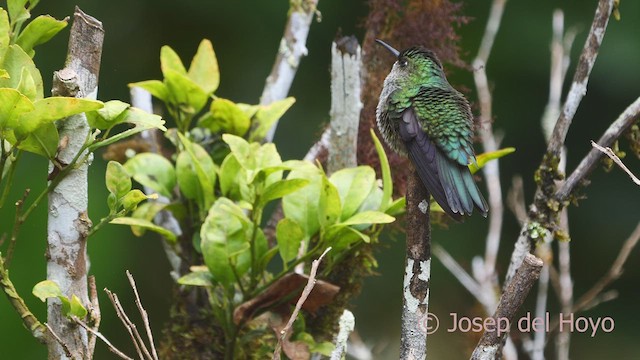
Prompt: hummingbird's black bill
<box><xmin>375</xmin><ymin>39</ymin><xmax>400</xmax><ymax>57</ymax></box>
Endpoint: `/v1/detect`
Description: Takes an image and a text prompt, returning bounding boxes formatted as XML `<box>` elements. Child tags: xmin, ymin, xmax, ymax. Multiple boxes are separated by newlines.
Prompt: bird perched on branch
<box><xmin>375</xmin><ymin>39</ymin><xmax>488</xmax><ymax>221</ymax></box>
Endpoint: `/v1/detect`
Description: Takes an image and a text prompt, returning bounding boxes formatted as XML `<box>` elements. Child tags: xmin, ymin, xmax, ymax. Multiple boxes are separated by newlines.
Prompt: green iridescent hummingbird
<box><xmin>375</xmin><ymin>39</ymin><xmax>488</xmax><ymax>221</ymax></box>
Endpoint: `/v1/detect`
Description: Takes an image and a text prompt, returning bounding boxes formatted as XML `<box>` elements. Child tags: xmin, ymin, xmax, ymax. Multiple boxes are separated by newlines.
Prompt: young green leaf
<box><xmin>106</xmin><ymin>161</ymin><xmax>132</xmax><ymax>199</ymax></box>
<box><xmin>0</xmin><ymin>10</ymin><xmax>10</xmax><ymax>61</ymax></box>
<box><xmin>163</xmin><ymin>68</ymin><xmax>208</xmax><ymax>114</ymax></box>
<box><xmin>160</xmin><ymin>45</ymin><xmax>187</xmax><ymax>76</ymax></box>
<box><xmin>469</xmin><ymin>147</ymin><xmax>516</xmax><ymax>174</ymax></box>
<box><xmin>15</xmin><ymin>121</ymin><xmax>58</xmax><ymax>158</ymax></box>
<box><xmin>7</xmin><ymin>0</ymin><xmax>30</xmax><ymax>28</ymax></box>
<box><xmin>370</xmin><ymin>129</ymin><xmax>393</xmax><ymax>210</ymax></box>
<box><xmin>199</xmin><ymin>98</ymin><xmax>250</xmax><ymax>136</ymax></box>
<box><xmin>32</xmin><ymin>280</ymin><xmax>63</xmax><ymax>302</ymax></box>
<box><xmin>0</xmin><ymin>88</ymin><xmax>34</xmax><ymax>131</ymax></box>
<box><xmin>86</xmin><ymin>100</ymin><xmax>130</xmax><ymax>129</ymax></box>
<box><xmin>340</xmin><ymin>211</ymin><xmax>395</xmax><ymax>226</ymax></box>
<box><xmin>124</xmin><ymin>153</ymin><xmax>176</xmax><ymax>197</ymax></box>
<box><xmin>130</xmin><ymin>202</ymin><xmax>168</xmax><ymax>236</ymax></box>
<box><xmin>0</xmin><ymin>45</ymin><xmax>44</xmax><ymax>100</ymax></box>
<box><xmin>188</xmin><ymin>39</ymin><xmax>219</xmax><ymax>94</ymax></box>
<box><xmin>68</xmin><ymin>295</ymin><xmax>88</xmax><ymax>318</ymax></box>
<box><xmin>276</xmin><ymin>218</ymin><xmax>305</xmax><ymax>266</ymax></box>
<box><xmin>260</xmin><ymin>178</ymin><xmax>309</xmax><ymax>207</ymax></box>
<box><xmin>128</xmin><ymin>80</ymin><xmax>169</xmax><ymax>103</ymax></box>
<box><xmin>329</xmin><ymin>166</ymin><xmax>376</xmax><ymax>221</ymax></box>
<box><xmin>282</xmin><ymin>163</ymin><xmax>322</xmax><ymax>238</ymax></box>
<box><xmin>248</xmin><ymin>97</ymin><xmax>295</xmax><ymax>142</ymax></box>
<box><xmin>318</xmin><ymin>175</ymin><xmax>341</xmax><ymax>227</ymax></box>
<box><xmin>15</xmin><ymin>15</ymin><xmax>67</xmax><ymax>57</ymax></box>
<box><xmin>16</xmin><ymin>66</ymin><xmax>36</xmax><ymax>100</ymax></box>
<box><xmin>110</xmin><ymin>217</ymin><xmax>177</xmax><ymax>242</ymax></box>
<box><xmin>218</xmin><ymin>153</ymin><xmax>245</xmax><ymax>200</ymax></box>
<box><xmin>177</xmin><ymin>133</ymin><xmax>216</xmax><ymax>210</ymax></box>
<box><xmin>200</xmin><ymin>198</ymin><xmax>253</xmax><ymax>289</ymax></box>
<box><xmin>177</xmin><ymin>269</ymin><xmax>213</xmax><ymax>287</ymax></box>
<box><xmin>121</xmin><ymin>189</ymin><xmax>152</xmax><ymax>211</ymax></box>
<box><xmin>15</xmin><ymin>97</ymin><xmax>103</xmax><ymax>139</ymax></box>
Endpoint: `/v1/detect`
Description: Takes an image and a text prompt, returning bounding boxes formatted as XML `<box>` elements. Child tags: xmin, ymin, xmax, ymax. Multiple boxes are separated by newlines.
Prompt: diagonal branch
<box><xmin>590</xmin><ymin>141</ymin><xmax>640</xmax><ymax>186</ymax></box>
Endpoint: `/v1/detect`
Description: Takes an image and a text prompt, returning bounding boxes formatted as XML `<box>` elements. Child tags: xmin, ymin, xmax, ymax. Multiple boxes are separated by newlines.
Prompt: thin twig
<box><xmin>127</xmin><ymin>271</ymin><xmax>159</xmax><ymax>360</ymax></box>
<box><xmin>591</xmin><ymin>141</ymin><xmax>640</xmax><ymax>186</ymax></box>
<box><xmin>87</xmin><ymin>275</ymin><xmax>101</xmax><ymax>357</ymax></box>
<box><xmin>557</xmin><ymin>96</ymin><xmax>640</xmax><ymax>200</ymax></box>
<box><xmin>506</xmin><ymin>176</ymin><xmax>527</xmax><ymax>225</ymax></box>
<box><xmin>45</xmin><ymin>323</ymin><xmax>75</xmax><ymax>359</ymax></box>
<box><xmin>5</xmin><ymin>188</ymin><xmax>30</xmax><ymax>268</ymax></box>
<box><xmin>105</xmin><ymin>289</ymin><xmax>151</xmax><ymax>360</ymax></box>
<box><xmin>72</xmin><ymin>317</ymin><xmax>134</xmax><ymax>360</ymax></box>
<box><xmin>272</xmin><ymin>247</ymin><xmax>331</xmax><ymax>360</ymax></box>
<box><xmin>432</xmin><ymin>244</ymin><xmax>484</xmax><ymax>308</ymax></box>
<box><xmin>547</xmin><ymin>0</ymin><xmax>616</xmax><ymax>156</ymax></box>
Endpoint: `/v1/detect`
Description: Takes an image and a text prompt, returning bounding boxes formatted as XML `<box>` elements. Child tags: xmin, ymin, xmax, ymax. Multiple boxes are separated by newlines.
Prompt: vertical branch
<box><xmin>261</xmin><ymin>0</ymin><xmax>320</xmax><ymax>142</ymax></box>
<box><xmin>48</xmin><ymin>7</ymin><xmax>103</xmax><ymax>360</ymax></box>
<box><xmin>471</xmin><ymin>0</ymin><xmax>507</xmax><ymax>304</ymax></box>
<box><xmin>327</xmin><ymin>36</ymin><xmax>362</xmax><ymax>173</ymax></box>
<box><xmin>400</xmin><ymin>171</ymin><xmax>431</xmax><ymax>359</ymax></box>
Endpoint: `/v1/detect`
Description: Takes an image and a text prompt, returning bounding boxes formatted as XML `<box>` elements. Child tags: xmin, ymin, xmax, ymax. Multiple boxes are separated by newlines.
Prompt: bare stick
<box><xmin>330</xmin><ymin>310</ymin><xmax>356</xmax><ymax>360</ymax></box>
<box><xmin>472</xmin><ymin>0</ymin><xmax>508</xmax><ymax>284</ymax></box>
<box><xmin>432</xmin><ymin>244</ymin><xmax>484</xmax><ymax>309</ymax></box>
<box><xmin>45</xmin><ymin>323</ymin><xmax>75</xmax><ymax>359</ymax></box>
<box><xmin>573</xmin><ymin>221</ymin><xmax>640</xmax><ymax>312</ymax></box>
<box><xmin>557</xmin><ymin>96</ymin><xmax>640</xmax><ymax>200</ymax></box>
<box><xmin>127</xmin><ymin>271</ymin><xmax>159</xmax><ymax>360</ymax></box>
<box><xmin>105</xmin><ymin>289</ymin><xmax>151</xmax><ymax>360</ymax></box>
<box><xmin>260</xmin><ymin>0</ymin><xmax>320</xmax><ymax>142</ymax></box>
<box><xmin>272</xmin><ymin>247</ymin><xmax>331</xmax><ymax>360</ymax></box>
<box><xmin>400</xmin><ymin>171</ymin><xmax>431</xmax><ymax>359</ymax></box>
<box><xmin>72</xmin><ymin>317</ymin><xmax>134</xmax><ymax>360</ymax></box>
<box><xmin>47</xmin><ymin>8</ymin><xmax>104</xmax><ymax>359</ymax></box>
<box><xmin>328</xmin><ymin>37</ymin><xmax>362</xmax><ymax>173</ymax></box>
<box><xmin>547</xmin><ymin>0</ymin><xmax>615</xmax><ymax>156</ymax></box>
<box><xmin>591</xmin><ymin>141</ymin><xmax>640</xmax><ymax>186</ymax></box>
<box><xmin>506</xmin><ymin>176</ymin><xmax>527</xmax><ymax>225</ymax></box>
<box><xmin>471</xmin><ymin>254</ymin><xmax>543</xmax><ymax>360</ymax></box>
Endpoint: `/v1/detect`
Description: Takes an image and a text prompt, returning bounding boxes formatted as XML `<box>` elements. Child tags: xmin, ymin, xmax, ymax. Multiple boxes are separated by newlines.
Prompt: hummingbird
<box><xmin>375</xmin><ymin>39</ymin><xmax>488</xmax><ymax>221</ymax></box>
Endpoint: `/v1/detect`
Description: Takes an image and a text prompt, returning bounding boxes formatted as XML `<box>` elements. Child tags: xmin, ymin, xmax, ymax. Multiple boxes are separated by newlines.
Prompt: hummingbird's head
<box><xmin>376</xmin><ymin>39</ymin><xmax>447</xmax><ymax>88</ymax></box>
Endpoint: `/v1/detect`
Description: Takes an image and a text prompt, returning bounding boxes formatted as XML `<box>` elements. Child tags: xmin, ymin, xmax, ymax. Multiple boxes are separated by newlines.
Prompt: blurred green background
<box><xmin>1</xmin><ymin>0</ymin><xmax>638</xmax><ymax>358</ymax></box>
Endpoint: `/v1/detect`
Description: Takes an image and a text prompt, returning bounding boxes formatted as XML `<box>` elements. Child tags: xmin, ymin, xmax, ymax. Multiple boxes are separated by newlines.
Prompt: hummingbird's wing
<box><xmin>399</xmin><ymin>87</ymin><xmax>488</xmax><ymax>218</ymax></box>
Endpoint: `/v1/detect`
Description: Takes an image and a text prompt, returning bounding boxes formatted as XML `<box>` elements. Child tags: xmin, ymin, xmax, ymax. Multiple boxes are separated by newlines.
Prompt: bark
<box><xmin>47</xmin><ymin>7</ymin><xmax>104</xmax><ymax>360</ymax></box>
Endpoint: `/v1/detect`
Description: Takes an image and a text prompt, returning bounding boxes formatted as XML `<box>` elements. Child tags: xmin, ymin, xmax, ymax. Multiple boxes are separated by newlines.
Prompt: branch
<box><xmin>273</xmin><ymin>247</ymin><xmax>331</xmax><ymax>360</ymax></box>
<box><xmin>327</xmin><ymin>36</ymin><xmax>362</xmax><ymax>173</ymax></box>
<box><xmin>547</xmin><ymin>0</ymin><xmax>615</xmax><ymax>156</ymax></box>
<box><xmin>590</xmin><ymin>141</ymin><xmax>640</xmax><ymax>186</ymax></box>
<box><xmin>72</xmin><ymin>317</ymin><xmax>133</xmax><ymax>360</ymax></box>
<box><xmin>127</xmin><ymin>271</ymin><xmax>159</xmax><ymax>360</ymax></box>
<box><xmin>260</xmin><ymin>0</ymin><xmax>320</xmax><ymax>142</ymax></box>
<box><xmin>48</xmin><ymin>7</ymin><xmax>104</xmax><ymax>359</ymax></box>
<box><xmin>330</xmin><ymin>310</ymin><xmax>356</xmax><ymax>360</ymax></box>
<box><xmin>471</xmin><ymin>254</ymin><xmax>543</xmax><ymax>360</ymax></box>
<box><xmin>400</xmin><ymin>171</ymin><xmax>431</xmax><ymax>359</ymax></box>
<box><xmin>556</xmin><ymin>96</ymin><xmax>640</xmax><ymax>200</ymax></box>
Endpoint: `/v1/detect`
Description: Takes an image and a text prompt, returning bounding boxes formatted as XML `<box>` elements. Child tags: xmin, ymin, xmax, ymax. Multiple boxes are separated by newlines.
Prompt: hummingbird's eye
<box><xmin>398</xmin><ymin>58</ymin><xmax>408</xmax><ymax>67</ymax></box>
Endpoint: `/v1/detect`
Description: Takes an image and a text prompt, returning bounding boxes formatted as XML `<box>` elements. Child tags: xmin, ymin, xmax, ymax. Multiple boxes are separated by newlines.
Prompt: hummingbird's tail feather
<box><xmin>399</xmin><ymin>108</ymin><xmax>488</xmax><ymax>220</ymax></box>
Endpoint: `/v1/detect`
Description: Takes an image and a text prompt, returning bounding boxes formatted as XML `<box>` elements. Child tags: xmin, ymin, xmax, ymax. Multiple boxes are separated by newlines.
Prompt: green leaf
<box><xmin>318</xmin><ymin>174</ymin><xmax>341</xmax><ymax>227</ymax></box>
<box><xmin>218</xmin><ymin>153</ymin><xmax>246</xmax><ymax>201</ymax></box>
<box><xmin>16</xmin><ymin>121</ymin><xmax>58</xmax><ymax>157</ymax></box>
<box><xmin>160</xmin><ymin>45</ymin><xmax>187</xmax><ymax>76</ymax></box>
<box><xmin>110</xmin><ymin>217</ymin><xmax>177</xmax><ymax>242</ymax></box>
<box><xmin>0</xmin><ymin>10</ymin><xmax>10</xmax><ymax>61</ymax></box>
<box><xmin>130</xmin><ymin>201</ymin><xmax>168</xmax><ymax>236</ymax></box>
<box><xmin>15</xmin><ymin>97</ymin><xmax>103</xmax><ymax>139</ymax></box>
<box><xmin>200</xmin><ymin>198</ymin><xmax>253</xmax><ymax>289</ymax></box>
<box><xmin>128</xmin><ymin>80</ymin><xmax>169</xmax><ymax>103</ymax></box>
<box><xmin>385</xmin><ymin>197</ymin><xmax>406</xmax><ymax>216</ymax></box>
<box><xmin>124</xmin><ymin>153</ymin><xmax>176</xmax><ymax>197</ymax></box>
<box><xmin>32</xmin><ymin>280</ymin><xmax>63</xmax><ymax>302</ymax></box>
<box><xmin>371</xmin><ymin>129</ymin><xmax>393</xmax><ymax>211</ymax></box>
<box><xmin>187</xmin><ymin>39</ymin><xmax>219</xmax><ymax>94</ymax></box>
<box><xmin>0</xmin><ymin>45</ymin><xmax>43</xmax><ymax>100</ymax></box>
<box><xmin>91</xmin><ymin>107</ymin><xmax>166</xmax><ymax>150</ymax></box>
<box><xmin>329</xmin><ymin>166</ymin><xmax>376</xmax><ymax>221</ymax></box>
<box><xmin>469</xmin><ymin>147</ymin><xmax>516</xmax><ymax>174</ymax></box>
<box><xmin>15</xmin><ymin>15</ymin><xmax>67</xmax><ymax>57</ymax></box>
<box><xmin>16</xmin><ymin>66</ymin><xmax>36</xmax><ymax>100</ymax></box>
<box><xmin>177</xmin><ymin>269</ymin><xmax>213</xmax><ymax>287</ymax></box>
<box><xmin>0</xmin><ymin>87</ymin><xmax>34</xmax><ymax>131</ymax></box>
<box><xmin>8</xmin><ymin>0</ymin><xmax>30</xmax><ymax>27</ymax></box>
<box><xmin>276</xmin><ymin>218</ymin><xmax>305</xmax><ymax>265</ymax></box>
<box><xmin>199</xmin><ymin>98</ymin><xmax>250</xmax><ymax>136</ymax></box>
<box><xmin>121</xmin><ymin>189</ymin><xmax>151</xmax><ymax>211</ymax></box>
<box><xmin>106</xmin><ymin>161</ymin><xmax>131</xmax><ymax>199</ymax></box>
<box><xmin>261</xmin><ymin>178</ymin><xmax>309</xmax><ymax>207</ymax></box>
<box><xmin>86</xmin><ymin>100</ymin><xmax>129</xmax><ymax>129</ymax></box>
<box><xmin>176</xmin><ymin>133</ymin><xmax>216</xmax><ymax>210</ymax></box>
<box><xmin>68</xmin><ymin>294</ymin><xmax>88</xmax><ymax>318</ymax></box>
<box><xmin>164</xmin><ymin>68</ymin><xmax>208</xmax><ymax>114</ymax></box>
<box><xmin>222</xmin><ymin>134</ymin><xmax>250</xmax><ymax>165</ymax></box>
<box><xmin>282</xmin><ymin>162</ymin><xmax>322</xmax><ymax>238</ymax></box>
<box><xmin>248</xmin><ymin>97</ymin><xmax>295</xmax><ymax>142</ymax></box>
<box><xmin>340</xmin><ymin>211</ymin><xmax>395</xmax><ymax>226</ymax></box>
